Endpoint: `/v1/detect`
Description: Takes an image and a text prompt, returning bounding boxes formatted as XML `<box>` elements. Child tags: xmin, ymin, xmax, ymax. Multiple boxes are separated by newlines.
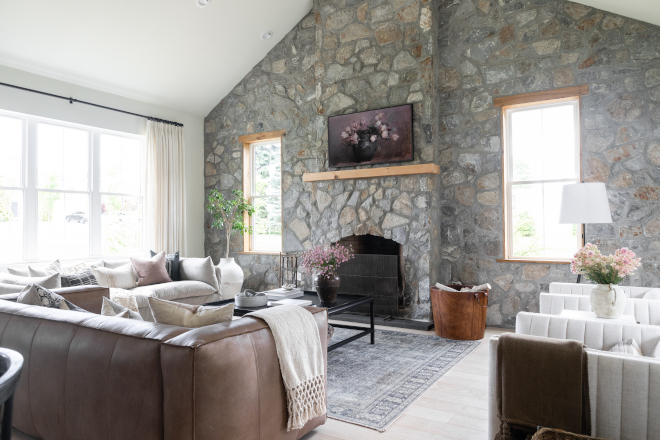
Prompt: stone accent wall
<box><xmin>205</xmin><ymin>0</ymin><xmax>660</xmax><ymax>327</ymax></box>
<box><xmin>204</xmin><ymin>0</ymin><xmax>439</xmax><ymax>321</ymax></box>
<box><xmin>436</xmin><ymin>0</ymin><xmax>660</xmax><ymax>327</ymax></box>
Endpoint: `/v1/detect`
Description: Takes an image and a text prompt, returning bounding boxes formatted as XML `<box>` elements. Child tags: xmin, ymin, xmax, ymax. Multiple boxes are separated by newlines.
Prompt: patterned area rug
<box><xmin>327</xmin><ymin>327</ymin><xmax>481</xmax><ymax>432</ymax></box>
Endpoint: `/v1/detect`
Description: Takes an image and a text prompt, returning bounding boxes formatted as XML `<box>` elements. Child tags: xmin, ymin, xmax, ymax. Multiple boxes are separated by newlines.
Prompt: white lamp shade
<box><xmin>559</xmin><ymin>182</ymin><xmax>612</xmax><ymax>224</ymax></box>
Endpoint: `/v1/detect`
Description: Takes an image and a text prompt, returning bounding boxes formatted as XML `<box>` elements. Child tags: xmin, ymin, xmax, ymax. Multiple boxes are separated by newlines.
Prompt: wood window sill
<box><xmin>496</xmin><ymin>259</ymin><xmax>571</xmax><ymax>264</ymax></box>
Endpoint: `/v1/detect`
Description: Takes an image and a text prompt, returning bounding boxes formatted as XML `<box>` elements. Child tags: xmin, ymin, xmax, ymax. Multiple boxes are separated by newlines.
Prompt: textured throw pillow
<box><xmin>0</xmin><ymin>272</ymin><xmax>61</xmax><ymax>289</ymax></box>
<box><xmin>101</xmin><ymin>297</ymin><xmax>143</xmax><ymax>320</ymax></box>
<box><xmin>179</xmin><ymin>257</ymin><xmax>220</xmax><ymax>291</ymax></box>
<box><xmin>148</xmin><ymin>297</ymin><xmax>233</xmax><ymax>328</ymax></box>
<box><xmin>610</xmin><ymin>338</ymin><xmax>643</xmax><ymax>357</ymax></box>
<box><xmin>91</xmin><ymin>264</ymin><xmax>136</xmax><ymax>289</ymax></box>
<box><xmin>17</xmin><ymin>284</ymin><xmax>69</xmax><ymax>310</ymax></box>
<box><xmin>61</xmin><ymin>262</ymin><xmax>91</xmax><ymax>275</ymax></box>
<box><xmin>151</xmin><ymin>250</ymin><xmax>180</xmax><ymax>281</ymax></box>
<box><xmin>643</xmin><ymin>289</ymin><xmax>660</xmax><ymax>300</ymax></box>
<box><xmin>131</xmin><ymin>252</ymin><xmax>172</xmax><ymax>287</ymax></box>
<box><xmin>60</xmin><ymin>270</ymin><xmax>98</xmax><ymax>288</ymax></box>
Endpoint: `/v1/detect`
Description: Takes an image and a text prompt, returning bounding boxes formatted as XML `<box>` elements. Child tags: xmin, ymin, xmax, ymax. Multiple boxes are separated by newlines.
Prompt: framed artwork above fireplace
<box><xmin>328</xmin><ymin>104</ymin><xmax>413</xmax><ymax>168</ymax></box>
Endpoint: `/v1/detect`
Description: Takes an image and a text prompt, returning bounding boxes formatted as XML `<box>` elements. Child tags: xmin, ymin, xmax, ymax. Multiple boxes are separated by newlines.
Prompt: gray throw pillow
<box><xmin>179</xmin><ymin>257</ymin><xmax>220</xmax><ymax>291</ymax></box>
<box><xmin>17</xmin><ymin>284</ymin><xmax>69</xmax><ymax>310</ymax></box>
<box><xmin>61</xmin><ymin>270</ymin><xmax>98</xmax><ymax>288</ymax></box>
<box><xmin>0</xmin><ymin>272</ymin><xmax>61</xmax><ymax>290</ymax></box>
<box><xmin>151</xmin><ymin>250</ymin><xmax>180</xmax><ymax>281</ymax></box>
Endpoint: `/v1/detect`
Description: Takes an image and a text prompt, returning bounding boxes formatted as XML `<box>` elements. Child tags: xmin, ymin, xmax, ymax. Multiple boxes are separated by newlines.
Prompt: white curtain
<box><xmin>145</xmin><ymin>120</ymin><xmax>187</xmax><ymax>256</ymax></box>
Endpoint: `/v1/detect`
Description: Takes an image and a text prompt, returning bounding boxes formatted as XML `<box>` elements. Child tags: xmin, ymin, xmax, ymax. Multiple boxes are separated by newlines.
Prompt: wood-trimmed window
<box><xmin>496</xmin><ymin>86</ymin><xmax>588</xmax><ymax>263</ymax></box>
<box><xmin>239</xmin><ymin>130</ymin><xmax>285</xmax><ymax>255</ymax></box>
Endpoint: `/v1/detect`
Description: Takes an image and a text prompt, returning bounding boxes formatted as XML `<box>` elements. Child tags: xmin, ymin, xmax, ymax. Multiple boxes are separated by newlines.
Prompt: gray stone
<box><xmin>289</xmin><ymin>218</ymin><xmax>310</xmax><ymax>240</ymax></box>
<box><xmin>393</xmin><ymin>51</ymin><xmax>417</xmax><ymax>71</ymax></box>
<box><xmin>382</xmin><ymin>213</ymin><xmax>408</xmax><ymax>229</ymax></box>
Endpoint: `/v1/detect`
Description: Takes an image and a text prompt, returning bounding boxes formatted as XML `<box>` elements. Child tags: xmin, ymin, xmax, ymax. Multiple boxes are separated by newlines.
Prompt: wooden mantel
<box><xmin>302</xmin><ymin>163</ymin><xmax>440</xmax><ymax>182</ymax></box>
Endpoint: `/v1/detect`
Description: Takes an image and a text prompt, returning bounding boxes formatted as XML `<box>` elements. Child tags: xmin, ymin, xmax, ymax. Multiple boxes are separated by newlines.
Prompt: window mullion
<box><xmin>25</xmin><ymin>118</ymin><xmax>37</xmax><ymax>260</ymax></box>
<box><xmin>90</xmin><ymin>131</ymin><xmax>101</xmax><ymax>256</ymax></box>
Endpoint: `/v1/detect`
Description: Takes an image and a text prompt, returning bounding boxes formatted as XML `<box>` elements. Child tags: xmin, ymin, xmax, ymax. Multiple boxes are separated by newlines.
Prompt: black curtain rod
<box><xmin>0</xmin><ymin>81</ymin><xmax>184</xmax><ymax>127</ymax></box>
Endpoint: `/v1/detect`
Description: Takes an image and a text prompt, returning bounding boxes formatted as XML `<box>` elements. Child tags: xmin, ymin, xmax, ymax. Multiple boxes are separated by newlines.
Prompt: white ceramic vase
<box><xmin>590</xmin><ymin>283</ymin><xmax>626</xmax><ymax>318</ymax></box>
<box><xmin>218</xmin><ymin>258</ymin><xmax>244</xmax><ymax>300</ymax></box>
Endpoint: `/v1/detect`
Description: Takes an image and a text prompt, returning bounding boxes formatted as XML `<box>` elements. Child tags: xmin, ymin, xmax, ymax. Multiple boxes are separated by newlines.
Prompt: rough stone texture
<box><xmin>204</xmin><ymin>0</ymin><xmax>438</xmax><ymax>321</ymax></box>
<box><xmin>206</xmin><ymin>0</ymin><xmax>660</xmax><ymax>328</ymax></box>
<box><xmin>435</xmin><ymin>0</ymin><xmax>660</xmax><ymax>328</ymax></box>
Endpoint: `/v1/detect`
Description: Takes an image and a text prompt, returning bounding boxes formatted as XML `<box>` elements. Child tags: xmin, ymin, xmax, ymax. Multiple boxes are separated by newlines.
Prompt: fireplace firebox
<box><xmin>335</xmin><ymin>234</ymin><xmax>403</xmax><ymax>317</ymax></box>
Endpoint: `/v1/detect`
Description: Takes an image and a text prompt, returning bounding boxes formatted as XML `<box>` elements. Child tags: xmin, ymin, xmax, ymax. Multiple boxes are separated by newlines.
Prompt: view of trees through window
<box><xmin>251</xmin><ymin>140</ymin><xmax>282</xmax><ymax>252</ymax></box>
<box><xmin>0</xmin><ymin>111</ymin><xmax>144</xmax><ymax>262</ymax></box>
<box><xmin>506</xmin><ymin>101</ymin><xmax>580</xmax><ymax>260</ymax></box>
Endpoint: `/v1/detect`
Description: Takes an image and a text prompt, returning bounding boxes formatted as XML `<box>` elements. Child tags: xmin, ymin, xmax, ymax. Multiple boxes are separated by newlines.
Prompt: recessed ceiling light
<box><xmin>197</xmin><ymin>0</ymin><xmax>209</xmax><ymax>7</ymax></box>
<box><xmin>261</xmin><ymin>31</ymin><xmax>273</xmax><ymax>40</ymax></box>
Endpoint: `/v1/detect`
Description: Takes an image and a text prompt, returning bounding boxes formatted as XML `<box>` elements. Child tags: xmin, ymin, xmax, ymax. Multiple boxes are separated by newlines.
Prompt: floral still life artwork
<box><xmin>328</xmin><ymin>104</ymin><xmax>413</xmax><ymax>167</ymax></box>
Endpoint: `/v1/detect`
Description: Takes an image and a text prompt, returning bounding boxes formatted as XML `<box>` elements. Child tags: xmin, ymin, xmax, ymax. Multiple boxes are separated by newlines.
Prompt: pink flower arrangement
<box><xmin>300</xmin><ymin>244</ymin><xmax>354</xmax><ymax>277</ymax></box>
<box><xmin>340</xmin><ymin>112</ymin><xmax>399</xmax><ymax>147</ymax></box>
<box><xmin>571</xmin><ymin>243</ymin><xmax>641</xmax><ymax>285</ymax></box>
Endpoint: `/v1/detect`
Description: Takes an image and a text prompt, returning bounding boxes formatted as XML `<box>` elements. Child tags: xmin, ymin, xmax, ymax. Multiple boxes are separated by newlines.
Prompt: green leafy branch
<box><xmin>206</xmin><ymin>189</ymin><xmax>256</xmax><ymax>259</ymax></box>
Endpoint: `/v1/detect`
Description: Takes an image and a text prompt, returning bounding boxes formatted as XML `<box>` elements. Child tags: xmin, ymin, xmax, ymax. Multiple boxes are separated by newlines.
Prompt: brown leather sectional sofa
<box><xmin>0</xmin><ymin>289</ymin><xmax>328</xmax><ymax>440</ymax></box>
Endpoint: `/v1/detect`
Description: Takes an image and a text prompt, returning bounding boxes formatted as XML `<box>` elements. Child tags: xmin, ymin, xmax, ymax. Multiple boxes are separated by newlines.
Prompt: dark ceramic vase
<box><xmin>352</xmin><ymin>137</ymin><xmax>378</xmax><ymax>163</ymax></box>
<box><xmin>314</xmin><ymin>273</ymin><xmax>340</xmax><ymax>305</ymax></box>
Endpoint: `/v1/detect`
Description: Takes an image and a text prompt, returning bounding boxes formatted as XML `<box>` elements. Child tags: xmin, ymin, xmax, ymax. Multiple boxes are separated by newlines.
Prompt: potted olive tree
<box><xmin>207</xmin><ymin>189</ymin><xmax>256</xmax><ymax>299</ymax></box>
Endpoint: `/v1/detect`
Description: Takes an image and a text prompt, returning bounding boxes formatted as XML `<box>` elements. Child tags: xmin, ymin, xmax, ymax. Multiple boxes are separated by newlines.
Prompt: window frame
<box><xmin>500</xmin><ymin>96</ymin><xmax>583</xmax><ymax>264</ymax></box>
<box><xmin>240</xmin><ymin>130</ymin><xmax>285</xmax><ymax>255</ymax></box>
<box><xmin>0</xmin><ymin>108</ymin><xmax>146</xmax><ymax>264</ymax></box>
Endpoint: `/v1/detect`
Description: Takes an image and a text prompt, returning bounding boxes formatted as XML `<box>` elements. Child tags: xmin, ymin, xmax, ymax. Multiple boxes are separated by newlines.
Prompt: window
<box><xmin>0</xmin><ymin>109</ymin><xmax>145</xmax><ymax>263</ymax></box>
<box><xmin>502</xmin><ymin>98</ymin><xmax>582</xmax><ymax>262</ymax></box>
<box><xmin>240</xmin><ymin>131</ymin><xmax>284</xmax><ymax>253</ymax></box>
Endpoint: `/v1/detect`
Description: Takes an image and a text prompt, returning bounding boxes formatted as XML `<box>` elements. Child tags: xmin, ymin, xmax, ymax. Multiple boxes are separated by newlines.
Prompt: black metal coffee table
<box><xmin>205</xmin><ymin>292</ymin><xmax>374</xmax><ymax>352</ymax></box>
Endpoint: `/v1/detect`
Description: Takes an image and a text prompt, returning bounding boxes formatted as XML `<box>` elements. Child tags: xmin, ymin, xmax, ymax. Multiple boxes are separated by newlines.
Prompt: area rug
<box><xmin>326</xmin><ymin>327</ymin><xmax>481</xmax><ymax>432</ymax></box>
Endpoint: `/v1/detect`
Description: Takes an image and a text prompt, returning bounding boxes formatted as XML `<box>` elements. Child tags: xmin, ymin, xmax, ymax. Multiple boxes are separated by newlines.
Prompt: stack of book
<box><xmin>264</xmin><ymin>287</ymin><xmax>304</xmax><ymax>300</ymax></box>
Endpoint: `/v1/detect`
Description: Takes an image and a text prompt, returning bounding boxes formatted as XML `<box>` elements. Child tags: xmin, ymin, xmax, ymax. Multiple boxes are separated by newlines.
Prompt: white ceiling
<box><xmin>575</xmin><ymin>0</ymin><xmax>660</xmax><ymax>29</ymax></box>
<box><xmin>0</xmin><ymin>0</ymin><xmax>313</xmax><ymax>117</ymax></box>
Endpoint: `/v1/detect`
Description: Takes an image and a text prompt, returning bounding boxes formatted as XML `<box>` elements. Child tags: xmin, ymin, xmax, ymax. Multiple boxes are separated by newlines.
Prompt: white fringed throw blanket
<box><xmin>247</xmin><ymin>305</ymin><xmax>326</xmax><ymax>431</ymax></box>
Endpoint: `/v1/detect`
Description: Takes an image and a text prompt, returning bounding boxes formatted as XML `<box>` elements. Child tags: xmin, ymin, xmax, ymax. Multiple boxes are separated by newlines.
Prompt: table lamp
<box><xmin>559</xmin><ymin>182</ymin><xmax>612</xmax><ymax>282</ymax></box>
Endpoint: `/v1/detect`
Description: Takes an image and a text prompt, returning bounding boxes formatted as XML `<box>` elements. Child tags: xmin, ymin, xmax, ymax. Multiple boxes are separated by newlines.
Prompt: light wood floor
<box><xmin>302</xmin><ymin>323</ymin><xmax>511</xmax><ymax>440</ymax></box>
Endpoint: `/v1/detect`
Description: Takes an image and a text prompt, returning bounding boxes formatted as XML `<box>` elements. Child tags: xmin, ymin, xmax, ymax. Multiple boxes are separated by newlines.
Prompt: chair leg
<box><xmin>1</xmin><ymin>396</ymin><xmax>13</xmax><ymax>440</ymax></box>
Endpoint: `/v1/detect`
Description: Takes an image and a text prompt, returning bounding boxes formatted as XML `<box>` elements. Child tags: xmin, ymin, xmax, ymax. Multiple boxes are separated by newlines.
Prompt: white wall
<box><xmin>0</xmin><ymin>65</ymin><xmax>205</xmax><ymax>257</ymax></box>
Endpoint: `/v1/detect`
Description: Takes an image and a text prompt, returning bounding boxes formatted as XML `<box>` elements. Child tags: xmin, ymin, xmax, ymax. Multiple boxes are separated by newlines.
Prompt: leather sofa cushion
<box><xmin>131</xmin><ymin>281</ymin><xmax>216</xmax><ymax>309</ymax></box>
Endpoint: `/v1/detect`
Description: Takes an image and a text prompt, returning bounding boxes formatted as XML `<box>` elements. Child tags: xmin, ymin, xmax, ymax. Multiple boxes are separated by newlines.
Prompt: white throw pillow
<box><xmin>643</xmin><ymin>289</ymin><xmax>660</xmax><ymax>300</ymax></box>
<box><xmin>6</xmin><ymin>267</ymin><xmax>29</xmax><ymax>276</ymax></box>
<box><xmin>0</xmin><ymin>272</ymin><xmax>61</xmax><ymax>290</ymax></box>
<box><xmin>27</xmin><ymin>260</ymin><xmax>62</xmax><ymax>277</ymax></box>
<box><xmin>101</xmin><ymin>297</ymin><xmax>143</xmax><ymax>321</ymax></box>
<box><xmin>610</xmin><ymin>338</ymin><xmax>643</xmax><ymax>357</ymax></box>
<box><xmin>103</xmin><ymin>259</ymin><xmax>132</xmax><ymax>269</ymax></box>
<box><xmin>91</xmin><ymin>264</ymin><xmax>137</xmax><ymax>289</ymax></box>
<box><xmin>148</xmin><ymin>297</ymin><xmax>233</xmax><ymax>328</ymax></box>
<box><xmin>179</xmin><ymin>257</ymin><xmax>220</xmax><ymax>291</ymax></box>
<box><xmin>9</xmin><ymin>260</ymin><xmax>61</xmax><ymax>277</ymax></box>
<box><xmin>652</xmin><ymin>341</ymin><xmax>660</xmax><ymax>359</ymax></box>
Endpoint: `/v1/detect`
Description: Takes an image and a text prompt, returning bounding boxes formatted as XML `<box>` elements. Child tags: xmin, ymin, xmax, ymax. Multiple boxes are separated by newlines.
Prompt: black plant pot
<box><xmin>314</xmin><ymin>273</ymin><xmax>340</xmax><ymax>305</ymax></box>
<box><xmin>352</xmin><ymin>137</ymin><xmax>378</xmax><ymax>163</ymax></box>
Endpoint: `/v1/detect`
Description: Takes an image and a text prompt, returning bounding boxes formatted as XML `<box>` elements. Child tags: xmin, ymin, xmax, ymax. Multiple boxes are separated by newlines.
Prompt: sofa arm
<box><xmin>52</xmin><ymin>285</ymin><xmax>108</xmax><ymax>314</ymax></box>
<box><xmin>160</xmin><ymin>306</ymin><xmax>328</xmax><ymax>440</ymax></box>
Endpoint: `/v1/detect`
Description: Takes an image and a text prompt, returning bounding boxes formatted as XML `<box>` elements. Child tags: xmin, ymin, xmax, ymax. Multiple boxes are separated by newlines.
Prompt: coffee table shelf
<box><xmin>205</xmin><ymin>292</ymin><xmax>374</xmax><ymax>352</ymax></box>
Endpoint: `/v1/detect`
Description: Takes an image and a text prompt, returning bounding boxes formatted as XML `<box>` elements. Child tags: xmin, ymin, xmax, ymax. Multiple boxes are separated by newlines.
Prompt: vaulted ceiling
<box><xmin>0</xmin><ymin>0</ymin><xmax>657</xmax><ymax>117</ymax></box>
<box><xmin>574</xmin><ymin>0</ymin><xmax>660</xmax><ymax>30</ymax></box>
<box><xmin>0</xmin><ymin>0</ymin><xmax>313</xmax><ymax>116</ymax></box>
